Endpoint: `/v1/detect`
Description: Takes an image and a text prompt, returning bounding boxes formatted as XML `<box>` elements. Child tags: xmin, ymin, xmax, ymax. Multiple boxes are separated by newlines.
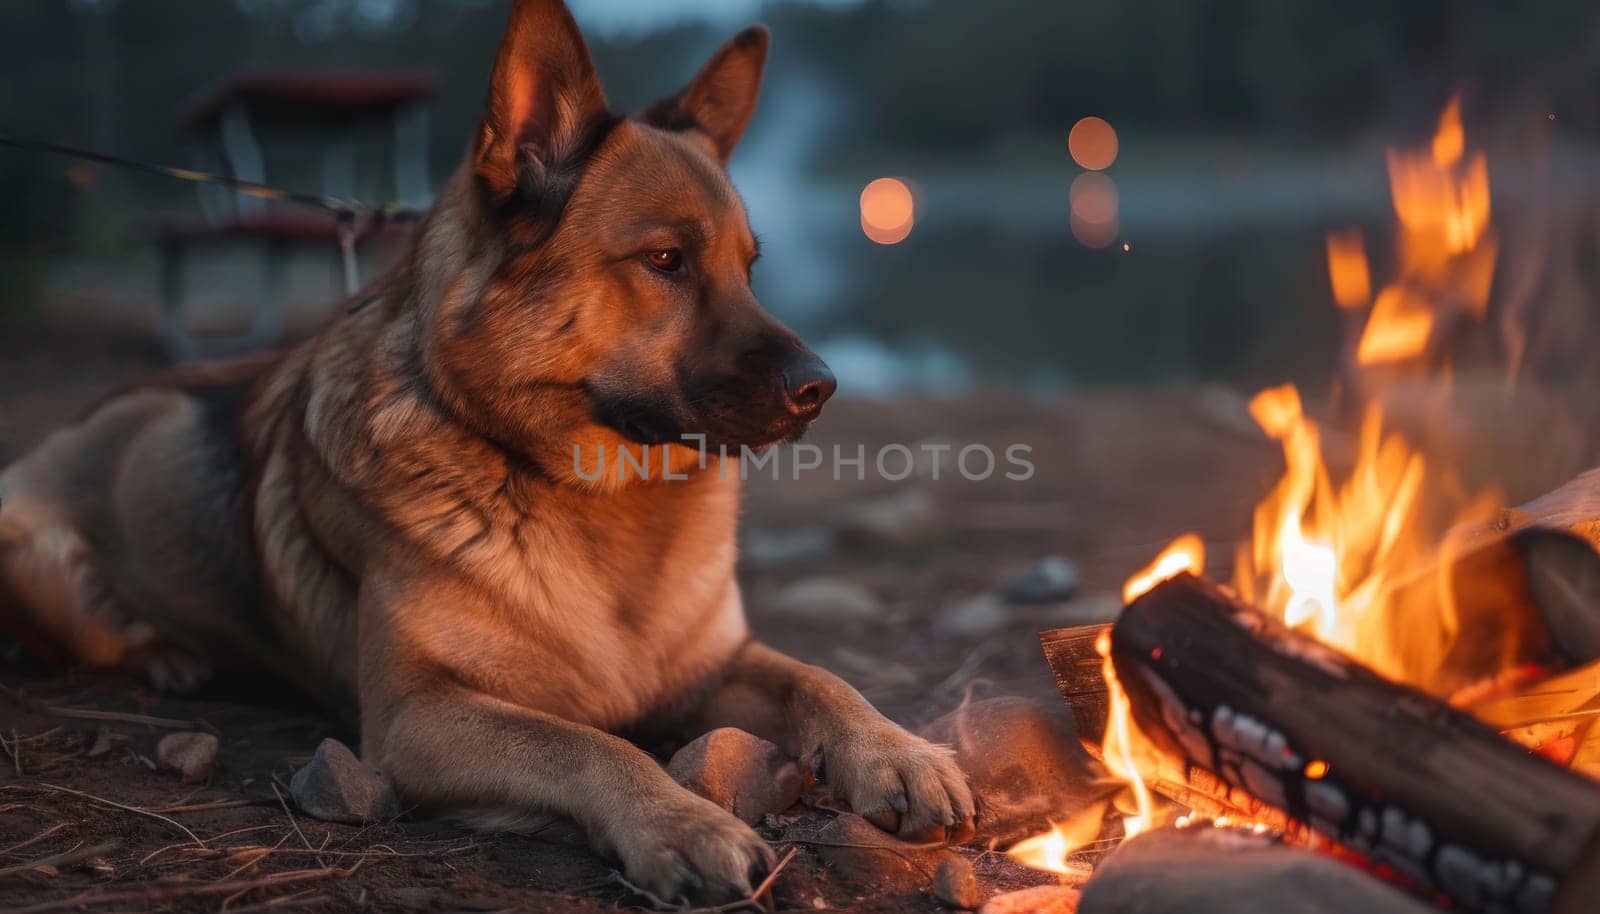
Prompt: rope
<box><xmin>0</xmin><ymin>132</ymin><xmax>424</xmax><ymax>294</ymax></box>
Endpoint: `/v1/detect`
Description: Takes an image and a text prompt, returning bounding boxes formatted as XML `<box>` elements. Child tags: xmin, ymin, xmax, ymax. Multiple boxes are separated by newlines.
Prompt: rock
<box><xmin>935</xmin><ymin>594</ymin><xmax>1009</xmax><ymax>638</ymax></box>
<box><xmin>931</xmin><ymin>856</ymin><xmax>982</xmax><ymax>909</ymax></box>
<box><xmin>835</xmin><ymin>488</ymin><xmax>939</xmax><ymax>549</ymax></box>
<box><xmin>156</xmin><ymin>732</ymin><xmax>218</xmax><ymax>783</ymax></box>
<box><xmin>807</xmin><ymin>813</ymin><xmax>950</xmax><ymax>895</ymax></box>
<box><xmin>742</xmin><ymin>527</ymin><xmax>836</xmax><ymax>571</ymax></box>
<box><xmin>980</xmin><ymin>885</ymin><xmax>1081</xmax><ymax>914</ymax></box>
<box><xmin>1077</xmin><ymin>826</ymin><xmax>1436</xmax><ymax>914</ymax></box>
<box><xmin>86</xmin><ymin>727</ymin><xmax>119</xmax><ymax>758</ymax></box>
<box><xmin>920</xmin><ymin>697</ymin><xmax>1110</xmax><ymax>844</ymax></box>
<box><xmin>770</xmin><ymin>577</ymin><xmax>882</xmax><ymax>621</ymax></box>
<box><xmin>667</xmin><ymin>728</ymin><xmax>803</xmax><ymax>825</ymax></box>
<box><xmin>1000</xmin><ymin>557</ymin><xmax>1081</xmax><ymax>605</ymax></box>
<box><xmin>290</xmin><ymin>738</ymin><xmax>400</xmax><ymax>825</ymax></box>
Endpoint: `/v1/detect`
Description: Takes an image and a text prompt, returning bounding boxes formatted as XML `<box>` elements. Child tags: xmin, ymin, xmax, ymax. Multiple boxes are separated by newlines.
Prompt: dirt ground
<box><xmin>0</xmin><ymin>317</ymin><xmax>1489</xmax><ymax>913</ymax></box>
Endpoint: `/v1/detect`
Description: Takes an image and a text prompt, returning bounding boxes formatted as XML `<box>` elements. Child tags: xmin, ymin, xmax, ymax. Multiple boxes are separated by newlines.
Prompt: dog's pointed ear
<box><xmin>644</xmin><ymin>25</ymin><xmax>769</xmax><ymax>163</ymax></box>
<box><xmin>475</xmin><ymin>0</ymin><xmax>610</xmax><ymax>202</ymax></box>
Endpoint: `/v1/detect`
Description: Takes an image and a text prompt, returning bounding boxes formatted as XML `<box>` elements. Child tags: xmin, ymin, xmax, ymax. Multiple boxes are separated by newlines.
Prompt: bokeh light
<box><xmin>1069</xmin><ymin>116</ymin><xmax>1119</xmax><ymax>171</ymax></box>
<box><xmin>860</xmin><ymin>177</ymin><xmax>915</xmax><ymax>245</ymax></box>
<box><xmin>1070</xmin><ymin>171</ymin><xmax>1119</xmax><ymax>248</ymax></box>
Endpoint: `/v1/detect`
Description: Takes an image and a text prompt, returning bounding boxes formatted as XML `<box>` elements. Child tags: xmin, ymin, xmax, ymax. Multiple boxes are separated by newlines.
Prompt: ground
<box><xmin>0</xmin><ymin>320</ymin><xmax>1396</xmax><ymax>913</ymax></box>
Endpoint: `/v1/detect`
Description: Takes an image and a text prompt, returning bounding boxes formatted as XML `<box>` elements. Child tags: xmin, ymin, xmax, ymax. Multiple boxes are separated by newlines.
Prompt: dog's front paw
<box><xmin>813</xmin><ymin>727</ymin><xmax>976</xmax><ymax>844</ymax></box>
<box><xmin>607</xmin><ymin>790</ymin><xmax>776</xmax><ymax>905</ymax></box>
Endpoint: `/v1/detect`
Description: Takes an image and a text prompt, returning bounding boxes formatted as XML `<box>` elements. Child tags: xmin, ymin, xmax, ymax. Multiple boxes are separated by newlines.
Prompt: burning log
<box><xmin>1041</xmin><ymin>523</ymin><xmax>1600</xmax><ymax>749</ymax></box>
<box><xmin>1109</xmin><ymin>572</ymin><xmax>1600</xmax><ymax>914</ymax></box>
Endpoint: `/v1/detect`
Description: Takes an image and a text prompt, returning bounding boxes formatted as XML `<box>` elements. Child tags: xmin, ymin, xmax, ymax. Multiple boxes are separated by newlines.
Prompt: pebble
<box><xmin>741</xmin><ymin>527</ymin><xmax>836</xmax><ymax>571</ymax></box>
<box><xmin>667</xmin><ymin>728</ymin><xmax>803</xmax><ymax>825</ymax></box>
<box><xmin>289</xmin><ymin>738</ymin><xmax>400</xmax><ymax>825</ymax></box>
<box><xmin>156</xmin><ymin>732</ymin><xmax>219</xmax><ymax>783</ymax></box>
<box><xmin>808</xmin><ymin>813</ymin><xmax>949</xmax><ymax>895</ymax></box>
<box><xmin>931</xmin><ymin>855</ymin><xmax>983</xmax><ymax>909</ymax></box>
<box><xmin>1001</xmin><ymin>557</ymin><xmax>1081</xmax><ymax>604</ymax></box>
<box><xmin>770</xmin><ymin>577</ymin><xmax>882</xmax><ymax>620</ymax></box>
<box><xmin>1077</xmin><ymin>826</ymin><xmax>1437</xmax><ymax>914</ymax></box>
<box><xmin>835</xmin><ymin>488</ymin><xmax>938</xmax><ymax>549</ymax></box>
<box><xmin>980</xmin><ymin>885</ymin><xmax>1081</xmax><ymax>914</ymax></box>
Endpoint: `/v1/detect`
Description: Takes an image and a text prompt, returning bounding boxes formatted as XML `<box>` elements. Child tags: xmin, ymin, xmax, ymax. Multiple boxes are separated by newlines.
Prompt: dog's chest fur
<box><xmin>243</xmin><ymin>337</ymin><xmax>749</xmax><ymax>730</ymax></box>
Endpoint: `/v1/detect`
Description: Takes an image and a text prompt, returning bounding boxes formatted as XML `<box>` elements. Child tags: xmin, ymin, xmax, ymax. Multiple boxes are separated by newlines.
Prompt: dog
<box><xmin>0</xmin><ymin>0</ymin><xmax>973</xmax><ymax>902</ymax></box>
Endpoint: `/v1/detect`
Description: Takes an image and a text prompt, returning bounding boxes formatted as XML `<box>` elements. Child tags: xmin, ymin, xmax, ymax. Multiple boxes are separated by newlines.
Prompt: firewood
<box><xmin>1109</xmin><ymin>572</ymin><xmax>1600</xmax><ymax>914</ymax></box>
<box><xmin>1042</xmin><ymin>525</ymin><xmax>1600</xmax><ymax>751</ymax></box>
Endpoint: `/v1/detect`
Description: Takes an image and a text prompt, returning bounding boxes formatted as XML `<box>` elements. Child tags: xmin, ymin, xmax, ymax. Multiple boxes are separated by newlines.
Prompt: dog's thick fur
<box><xmin>0</xmin><ymin>0</ymin><xmax>971</xmax><ymax>902</ymax></box>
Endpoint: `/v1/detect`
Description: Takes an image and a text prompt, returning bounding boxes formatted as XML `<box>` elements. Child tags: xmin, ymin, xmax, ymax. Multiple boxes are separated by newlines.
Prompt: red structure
<box><xmin>151</xmin><ymin>70</ymin><xmax>435</xmax><ymax>359</ymax></box>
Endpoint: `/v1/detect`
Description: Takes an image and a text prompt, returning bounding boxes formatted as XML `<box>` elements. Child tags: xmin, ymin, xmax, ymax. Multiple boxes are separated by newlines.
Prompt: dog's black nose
<box><xmin>782</xmin><ymin>354</ymin><xmax>837</xmax><ymax>416</ymax></box>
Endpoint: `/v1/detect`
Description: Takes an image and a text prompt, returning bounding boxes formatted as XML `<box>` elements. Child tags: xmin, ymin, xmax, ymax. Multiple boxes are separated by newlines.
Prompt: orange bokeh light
<box><xmin>860</xmin><ymin>177</ymin><xmax>915</xmax><ymax>245</ymax></box>
<box><xmin>1070</xmin><ymin>172</ymin><xmax>1119</xmax><ymax>248</ymax></box>
<box><xmin>1069</xmin><ymin>116</ymin><xmax>1119</xmax><ymax>171</ymax></box>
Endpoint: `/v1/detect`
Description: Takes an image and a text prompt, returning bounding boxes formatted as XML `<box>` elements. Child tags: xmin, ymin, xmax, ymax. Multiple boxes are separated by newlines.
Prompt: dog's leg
<box><xmin>689</xmin><ymin>640</ymin><xmax>975</xmax><ymax>844</ymax></box>
<box><xmin>375</xmin><ymin>685</ymin><xmax>774</xmax><ymax>902</ymax></box>
<box><xmin>359</xmin><ymin>577</ymin><xmax>773</xmax><ymax>904</ymax></box>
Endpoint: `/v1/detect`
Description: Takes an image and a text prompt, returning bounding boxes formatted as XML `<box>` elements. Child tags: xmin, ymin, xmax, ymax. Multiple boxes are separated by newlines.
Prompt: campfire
<box><xmin>1023</xmin><ymin>99</ymin><xmax>1600</xmax><ymax>913</ymax></box>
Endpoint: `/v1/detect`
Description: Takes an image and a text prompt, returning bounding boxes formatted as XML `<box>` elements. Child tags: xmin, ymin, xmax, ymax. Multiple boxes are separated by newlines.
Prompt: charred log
<box><xmin>1111</xmin><ymin>572</ymin><xmax>1600</xmax><ymax>914</ymax></box>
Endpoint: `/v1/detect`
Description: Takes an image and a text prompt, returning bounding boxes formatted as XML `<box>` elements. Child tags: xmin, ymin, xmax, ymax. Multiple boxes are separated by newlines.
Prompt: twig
<box><xmin>0</xmin><ymin>729</ymin><xmax>19</xmax><ymax>776</ymax></box>
<box><xmin>0</xmin><ymin>841</ymin><xmax>118</xmax><ymax>879</ymax></box>
<box><xmin>150</xmin><ymin>797</ymin><xmax>275</xmax><ymax>815</ymax></box>
<box><xmin>0</xmin><ymin>682</ymin><xmax>201</xmax><ymax>730</ymax></box>
<box><xmin>270</xmin><ymin>782</ymin><xmax>324</xmax><ymax>868</ymax></box>
<box><xmin>223</xmin><ymin>889</ymin><xmax>331</xmax><ymax>913</ymax></box>
<box><xmin>740</xmin><ymin>846</ymin><xmax>798</xmax><ymax>912</ymax></box>
<box><xmin>780</xmin><ymin>837</ymin><xmax>940</xmax><ymax>875</ymax></box>
<box><xmin>610</xmin><ymin>847</ymin><xmax>802</xmax><ymax>914</ymax></box>
<box><xmin>0</xmin><ymin>823</ymin><xmax>69</xmax><ymax>858</ymax></box>
<box><xmin>31</xmin><ymin>783</ymin><xmax>205</xmax><ymax>847</ymax></box>
<box><xmin>9</xmin><ymin>864</ymin><xmax>354</xmax><ymax>913</ymax></box>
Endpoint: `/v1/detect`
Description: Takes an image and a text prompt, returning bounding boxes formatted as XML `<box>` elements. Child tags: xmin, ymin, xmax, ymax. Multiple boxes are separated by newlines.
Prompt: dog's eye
<box><xmin>645</xmin><ymin>249</ymin><xmax>684</xmax><ymax>274</ymax></box>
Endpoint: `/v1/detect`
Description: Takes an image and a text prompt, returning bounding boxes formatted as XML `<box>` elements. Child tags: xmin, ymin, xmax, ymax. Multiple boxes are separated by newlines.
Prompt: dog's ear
<box><xmin>475</xmin><ymin>0</ymin><xmax>611</xmax><ymax>203</ymax></box>
<box><xmin>644</xmin><ymin>26</ymin><xmax>769</xmax><ymax>163</ymax></box>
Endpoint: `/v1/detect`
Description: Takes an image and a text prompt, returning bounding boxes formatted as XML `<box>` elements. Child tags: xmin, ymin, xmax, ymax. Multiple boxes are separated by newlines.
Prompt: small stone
<box><xmin>934</xmin><ymin>594</ymin><xmax>1009</xmax><ymax>638</ymax></box>
<box><xmin>981</xmin><ymin>885</ymin><xmax>1081</xmax><ymax>914</ymax></box>
<box><xmin>920</xmin><ymin>698</ymin><xmax>1110</xmax><ymax>844</ymax></box>
<box><xmin>931</xmin><ymin>856</ymin><xmax>982</xmax><ymax>909</ymax></box>
<box><xmin>808</xmin><ymin>813</ymin><xmax>948</xmax><ymax>894</ymax></box>
<box><xmin>1077</xmin><ymin>826</ymin><xmax>1436</xmax><ymax>914</ymax></box>
<box><xmin>742</xmin><ymin>527</ymin><xmax>836</xmax><ymax>571</ymax></box>
<box><xmin>289</xmin><ymin>738</ymin><xmax>400</xmax><ymax>824</ymax></box>
<box><xmin>835</xmin><ymin>488</ymin><xmax>939</xmax><ymax>549</ymax></box>
<box><xmin>87</xmin><ymin>727</ymin><xmax>117</xmax><ymax>758</ymax></box>
<box><xmin>770</xmin><ymin>577</ymin><xmax>882</xmax><ymax>620</ymax></box>
<box><xmin>1000</xmin><ymin>557</ymin><xmax>1081</xmax><ymax>605</ymax></box>
<box><xmin>667</xmin><ymin>728</ymin><xmax>803</xmax><ymax>825</ymax></box>
<box><xmin>156</xmin><ymin>732</ymin><xmax>219</xmax><ymax>783</ymax></box>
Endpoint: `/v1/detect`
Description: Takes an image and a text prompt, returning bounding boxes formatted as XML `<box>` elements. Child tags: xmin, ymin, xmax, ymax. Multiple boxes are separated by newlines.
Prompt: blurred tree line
<box><xmin>1</xmin><ymin>0</ymin><xmax>1597</xmax><ymax>264</ymax></box>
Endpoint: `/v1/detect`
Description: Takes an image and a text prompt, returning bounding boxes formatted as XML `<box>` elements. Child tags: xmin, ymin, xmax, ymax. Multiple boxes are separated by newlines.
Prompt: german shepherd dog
<box><xmin>0</xmin><ymin>0</ymin><xmax>972</xmax><ymax>902</ymax></box>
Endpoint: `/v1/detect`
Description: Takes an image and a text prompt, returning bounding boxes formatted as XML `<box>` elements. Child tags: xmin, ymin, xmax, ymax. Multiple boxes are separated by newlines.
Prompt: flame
<box><xmin>1354</xmin><ymin>95</ymin><xmax>1494</xmax><ymax>366</ymax></box>
<box><xmin>1122</xmin><ymin>534</ymin><xmax>1205</xmax><ymax>603</ymax></box>
<box><xmin>1096</xmin><ymin>627</ymin><xmax>1155</xmax><ymax>839</ymax></box>
<box><xmin>1325</xmin><ymin>230</ymin><xmax>1371</xmax><ymax>309</ymax></box>
<box><xmin>1006</xmin><ymin>628</ymin><xmax>1156</xmax><ymax>876</ymax></box>
<box><xmin>1006</xmin><ymin>801</ymin><xmax>1105</xmax><ymax>876</ymax></box>
<box><xmin>1017</xmin><ymin>96</ymin><xmax>1518</xmax><ymax>878</ymax></box>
